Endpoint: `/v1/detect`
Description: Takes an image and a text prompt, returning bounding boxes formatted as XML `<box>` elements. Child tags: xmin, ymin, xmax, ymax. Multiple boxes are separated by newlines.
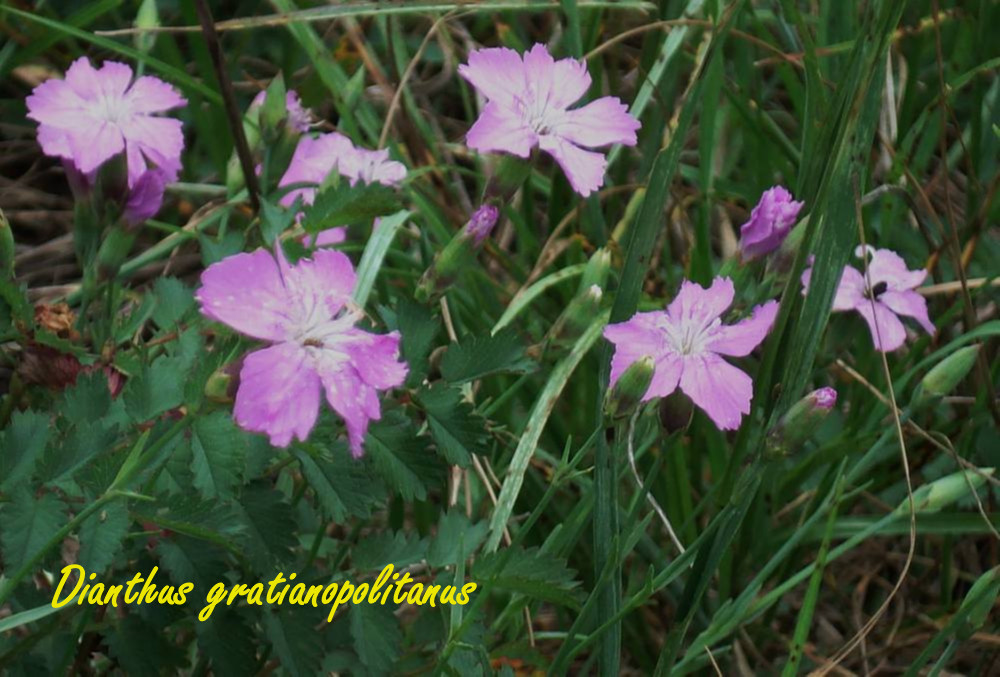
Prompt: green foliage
<box><xmin>1</xmin><ymin>1</ymin><xmax>996</xmax><ymax>674</ymax></box>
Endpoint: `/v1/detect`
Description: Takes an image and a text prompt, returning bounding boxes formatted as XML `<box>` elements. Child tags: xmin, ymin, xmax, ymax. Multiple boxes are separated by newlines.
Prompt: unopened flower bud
<box><xmin>580</xmin><ymin>248</ymin><xmax>612</xmax><ymax>291</ymax></box>
<box><xmin>893</xmin><ymin>467</ymin><xmax>994</xmax><ymax>515</ymax></box>
<box><xmin>204</xmin><ymin>359</ymin><xmax>242</xmax><ymax>403</ymax></box>
<box><xmin>553</xmin><ymin>284</ymin><xmax>604</xmax><ymax>340</ymax></box>
<box><xmin>739</xmin><ymin>186</ymin><xmax>804</xmax><ymax>262</ymax></box>
<box><xmin>416</xmin><ymin>204</ymin><xmax>500</xmax><ymax>302</ymax></box>
<box><xmin>914</xmin><ymin>345</ymin><xmax>980</xmax><ymax>406</ymax></box>
<box><xmin>765</xmin><ymin>387</ymin><xmax>837</xmax><ymax>457</ymax></box>
<box><xmin>604</xmin><ymin>356</ymin><xmax>654</xmax><ymax>421</ymax></box>
<box><xmin>0</xmin><ymin>208</ymin><xmax>14</xmax><ymax>279</ymax></box>
<box><xmin>658</xmin><ymin>390</ymin><xmax>694</xmax><ymax>434</ymax></box>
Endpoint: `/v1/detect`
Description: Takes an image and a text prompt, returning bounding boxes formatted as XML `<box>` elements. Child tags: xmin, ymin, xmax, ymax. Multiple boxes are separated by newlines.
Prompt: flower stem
<box><xmin>625</xmin><ymin>409</ymin><xmax>685</xmax><ymax>554</ymax></box>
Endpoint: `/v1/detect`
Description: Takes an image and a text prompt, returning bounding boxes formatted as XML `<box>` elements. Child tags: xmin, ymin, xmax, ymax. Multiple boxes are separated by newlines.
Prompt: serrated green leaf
<box><xmin>39</xmin><ymin>421</ymin><xmax>119</xmax><ymax>488</ymax></box>
<box><xmin>0</xmin><ymin>491</ymin><xmax>65</xmax><ymax>574</ymax></box>
<box><xmin>390</xmin><ymin>298</ymin><xmax>439</xmax><ymax>385</ymax></box>
<box><xmin>190</xmin><ymin>412</ymin><xmax>247</xmax><ymax>499</ymax></box>
<box><xmin>151</xmin><ymin>277</ymin><xmax>195</xmax><ymax>329</ymax></box>
<box><xmin>427</xmin><ymin>512</ymin><xmax>488</xmax><ymax>568</ymax></box>
<box><xmin>106</xmin><ymin>615</ymin><xmax>186</xmax><ymax>674</ymax></box>
<box><xmin>301</xmin><ymin>181</ymin><xmax>402</xmax><ymax>233</ymax></box>
<box><xmin>349</xmin><ymin>603</ymin><xmax>402</xmax><ymax>674</ymax></box>
<box><xmin>294</xmin><ymin>446</ymin><xmax>381</xmax><ymax>522</ymax></box>
<box><xmin>135</xmin><ymin>493</ymin><xmax>247</xmax><ymax>548</ymax></box>
<box><xmin>259</xmin><ymin>196</ymin><xmax>298</xmax><ymax>245</ymax></box>
<box><xmin>364</xmin><ymin>411</ymin><xmax>441</xmax><ymax>502</ymax></box>
<box><xmin>197</xmin><ymin>609</ymin><xmax>259</xmax><ymax>677</ymax></box>
<box><xmin>236</xmin><ymin>483</ymin><xmax>297</xmax><ymax>572</ymax></box>
<box><xmin>0</xmin><ymin>410</ymin><xmax>50</xmax><ymax>492</ymax></box>
<box><xmin>263</xmin><ymin>607</ymin><xmax>324</xmax><ymax>677</ymax></box>
<box><xmin>61</xmin><ymin>371</ymin><xmax>111</xmax><ymax>424</ymax></box>
<box><xmin>352</xmin><ymin>530</ymin><xmax>427</xmax><ymax>570</ymax></box>
<box><xmin>440</xmin><ymin>328</ymin><xmax>536</xmax><ymax>384</ymax></box>
<box><xmin>156</xmin><ymin>535</ymin><xmax>229</xmax><ymax>591</ymax></box>
<box><xmin>472</xmin><ymin>546</ymin><xmax>583</xmax><ymax>609</ymax></box>
<box><xmin>418</xmin><ymin>384</ymin><xmax>488</xmax><ymax>468</ymax></box>
<box><xmin>77</xmin><ymin>501</ymin><xmax>129</xmax><ymax>574</ymax></box>
<box><xmin>123</xmin><ymin>355</ymin><xmax>185</xmax><ymax>422</ymax></box>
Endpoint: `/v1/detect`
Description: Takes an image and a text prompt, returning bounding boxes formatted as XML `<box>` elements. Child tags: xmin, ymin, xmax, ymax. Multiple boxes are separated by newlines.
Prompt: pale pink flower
<box><xmin>250</xmin><ymin>89</ymin><xmax>312</xmax><ymax>133</ymax></box>
<box><xmin>603</xmin><ymin>277</ymin><xmax>778</xmax><ymax>430</ymax></box>
<box><xmin>278</xmin><ymin>132</ymin><xmax>406</xmax><ymax>208</ymax></box>
<box><xmin>26</xmin><ymin>57</ymin><xmax>185</xmax><ymax>187</ymax></box>
<box><xmin>196</xmin><ymin>247</ymin><xmax>407</xmax><ymax>455</ymax></box>
<box><xmin>801</xmin><ymin>245</ymin><xmax>934</xmax><ymax>352</ymax></box>
<box><xmin>739</xmin><ymin>186</ymin><xmax>804</xmax><ymax>261</ymax></box>
<box><xmin>460</xmin><ymin>43</ymin><xmax>640</xmax><ymax>197</ymax></box>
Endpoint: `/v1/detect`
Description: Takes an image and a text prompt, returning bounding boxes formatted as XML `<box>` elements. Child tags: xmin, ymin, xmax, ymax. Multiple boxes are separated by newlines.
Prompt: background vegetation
<box><xmin>0</xmin><ymin>0</ymin><xmax>997</xmax><ymax>674</ymax></box>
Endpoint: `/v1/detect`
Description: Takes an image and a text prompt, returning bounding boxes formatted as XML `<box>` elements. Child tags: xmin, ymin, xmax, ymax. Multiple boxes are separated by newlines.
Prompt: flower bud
<box><xmin>0</xmin><ymin>208</ymin><xmax>14</xmax><ymax>279</ymax></box>
<box><xmin>914</xmin><ymin>345</ymin><xmax>980</xmax><ymax>406</ymax></box>
<box><xmin>893</xmin><ymin>467</ymin><xmax>994</xmax><ymax>515</ymax></box>
<box><xmin>553</xmin><ymin>284</ymin><xmax>604</xmax><ymax>341</ymax></box>
<box><xmin>604</xmin><ymin>356</ymin><xmax>654</xmax><ymax>421</ymax></box>
<box><xmin>739</xmin><ymin>186</ymin><xmax>804</xmax><ymax>262</ymax></box>
<box><xmin>579</xmin><ymin>247</ymin><xmax>612</xmax><ymax>292</ymax></box>
<box><xmin>416</xmin><ymin>204</ymin><xmax>499</xmax><ymax>302</ymax></box>
<box><xmin>765</xmin><ymin>387</ymin><xmax>837</xmax><ymax>458</ymax></box>
<box><xmin>658</xmin><ymin>390</ymin><xmax>694</xmax><ymax>434</ymax></box>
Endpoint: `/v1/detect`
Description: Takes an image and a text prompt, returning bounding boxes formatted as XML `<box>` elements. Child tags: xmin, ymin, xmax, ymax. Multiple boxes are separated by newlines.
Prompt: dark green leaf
<box><xmin>417</xmin><ymin>384</ymin><xmax>488</xmax><ymax>467</ymax></box>
<box><xmin>190</xmin><ymin>412</ymin><xmax>247</xmax><ymax>499</ymax></box>
<box><xmin>123</xmin><ymin>355</ymin><xmax>185</xmax><ymax>422</ymax></box>
<box><xmin>106</xmin><ymin>615</ymin><xmax>186</xmax><ymax>674</ymax></box>
<box><xmin>349</xmin><ymin>603</ymin><xmax>402</xmax><ymax>674</ymax></box>
<box><xmin>294</xmin><ymin>446</ymin><xmax>381</xmax><ymax>522</ymax></box>
<box><xmin>427</xmin><ymin>511</ymin><xmax>488</xmax><ymax>568</ymax></box>
<box><xmin>364</xmin><ymin>411</ymin><xmax>441</xmax><ymax>502</ymax></box>
<box><xmin>472</xmin><ymin>546</ymin><xmax>583</xmax><ymax>609</ymax></box>
<box><xmin>301</xmin><ymin>180</ymin><xmax>402</xmax><ymax>233</ymax></box>
<box><xmin>236</xmin><ymin>483</ymin><xmax>297</xmax><ymax>572</ymax></box>
<box><xmin>0</xmin><ymin>491</ymin><xmax>65</xmax><ymax>574</ymax></box>
<box><xmin>197</xmin><ymin>610</ymin><xmax>259</xmax><ymax>677</ymax></box>
<box><xmin>262</xmin><ymin>607</ymin><xmax>324</xmax><ymax>677</ymax></box>
<box><xmin>0</xmin><ymin>410</ymin><xmax>50</xmax><ymax>492</ymax></box>
<box><xmin>61</xmin><ymin>371</ymin><xmax>111</xmax><ymax>424</ymax></box>
<box><xmin>352</xmin><ymin>531</ymin><xmax>427</xmax><ymax>570</ymax></box>
<box><xmin>151</xmin><ymin>277</ymin><xmax>195</xmax><ymax>329</ymax></box>
<box><xmin>77</xmin><ymin>501</ymin><xmax>129</xmax><ymax>574</ymax></box>
<box><xmin>440</xmin><ymin>328</ymin><xmax>536</xmax><ymax>384</ymax></box>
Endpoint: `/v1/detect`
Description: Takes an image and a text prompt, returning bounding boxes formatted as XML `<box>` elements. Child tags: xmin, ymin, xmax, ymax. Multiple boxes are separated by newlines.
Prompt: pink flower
<box><xmin>26</xmin><ymin>57</ymin><xmax>185</xmax><ymax>187</ymax></box>
<box><xmin>250</xmin><ymin>89</ymin><xmax>312</xmax><ymax>133</ymax></box>
<box><xmin>465</xmin><ymin>204</ymin><xmax>500</xmax><ymax>245</ymax></box>
<box><xmin>603</xmin><ymin>277</ymin><xmax>778</xmax><ymax>430</ymax></box>
<box><xmin>801</xmin><ymin>245</ymin><xmax>934</xmax><ymax>352</ymax></box>
<box><xmin>459</xmin><ymin>43</ymin><xmax>640</xmax><ymax>197</ymax></box>
<box><xmin>739</xmin><ymin>186</ymin><xmax>804</xmax><ymax>261</ymax></box>
<box><xmin>195</xmin><ymin>247</ymin><xmax>408</xmax><ymax>455</ymax></box>
<box><xmin>278</xmin><ymin>132</ymin><xmax>406</xmax><ymax>208</ymax></box>
<box><xmin>301</xmin><ymin>228</ymin><xmax>348</xmax><ymax>248</ymax></box>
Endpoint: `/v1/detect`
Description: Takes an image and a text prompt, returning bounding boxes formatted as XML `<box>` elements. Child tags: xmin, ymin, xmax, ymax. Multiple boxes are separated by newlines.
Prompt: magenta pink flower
<box><xmin>123</xmin><ymin>167</ymin><xmax>169</xmax><ymax>226</ymax></box>
<box><xmin>250</xmin><ymin>89</ymin><xmax>312</xmax><ymax>133</ymax></box>
<box><xmin>278</xmin><ymin>132</ymin><xmax>406</xmax><ymax>208</ymax></box>
<box><xmin>802</xmin><ymin>245</ymin><xmax>934</xmax><ymax>352</ymax></box>
<box><xmin>26</xmin><ymin>58</ymin><xmax>185</xmax><ymax>187</ymax></box>
<box><xmin>459</xmin><ymin>43</ymin><xmax>640</xmax><ymax>197</ymax></box>
<box><xmin>603</xmin><ymin>277</ymin><xmax>778</xmax><ymax>430</ymax></box>
<box><xmin>196</xmin><ymin>247</ymin><xmax>408</xmax><ymax>455</ymax></box>
<box><xmin>739</xmin><ymin>186</ymin><xmax>804</xmax><ymax>261</ymax></box>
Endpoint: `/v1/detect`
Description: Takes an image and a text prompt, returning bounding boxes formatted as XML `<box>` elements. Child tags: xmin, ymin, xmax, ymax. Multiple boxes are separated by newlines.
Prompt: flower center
<box><xmin>514</xmin><ymin>86</ymin><xmax>557</xmax><ymax>134</ymax></box>
<box><xmin>662</xmin><ymin>316</ymin><xmax>718</xmax><ymax>356</ymax></box>
<box><xmin>864</xmin><ymin>281</ymin><xmax>889</xmax><ymax>301</ymax></box>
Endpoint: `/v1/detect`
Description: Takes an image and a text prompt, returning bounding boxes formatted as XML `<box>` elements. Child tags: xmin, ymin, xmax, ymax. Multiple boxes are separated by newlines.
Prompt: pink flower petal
<box><xmin>234</xmin><ymin>343</ymin><xmax>321</xmax><ymax>447</ymax></box>
<box><xmin>126</xmin><ymin>76</ymin><xmax>186</xmax><ymax>114</ymax></box>
<box><xmin>196</xmin><ymin>249</ymin><xmax>292</xmax><ymax>341</ymax></box>
<box><xmin>124</xmin><ymin>168</ymin><xmax>167</xmax><ymax>226</ymax></box>
<box><xmin>855</xmin><ymin>300</ymin><xmax>908</xmax><ymax>352</ymax></box>
<box><xmin>319</xmin><ymin>367</ymin><xmax>381</xmax><ymax>458</ymax></box>
<box><xmin>645</xmin><ymin>353</ymin><xmax>683</xmax><ymax>401</ymax></box>
<box><xmin>553</xmin><ymin>96</ymin><xmax>640</xmax><ymax>148</ymax></box>
<box><xmin>281</xmin><ymin>249</ymin><xmax>357</xmax><ymax>319</ymax></box>
<box><xmin>303</xmin><ymin>227</ymin><xmax>348</xmax><ymax>247</ymax></box>
<box><xmin>94</xmin><ymin>61</ymin><xmax>134</xmax><ymax>100</ymax></box>
<box><xmin>122</xmin><ymin>117</ymin><xmax>185</xmax><ymax>178</ymax></box>
<box><xmin>880</xmin><ymin>289</ymin><xmax>935</xmax><ymax>335</ymax></box>
<box><xmin>802</xmin><ymin>265</ymin><xmax>866</xmax><ymax>311</ymax></box>
<box><xmin>679</xmin><ymin>353</ymin><xmax>753</xmax><ymax>430</ymax></box>
<box><xmin>69</xmin><ymin>120</ymin><xmax>125</xmax><ymax>174</ymax></box>
<box><xmin>466</xmin><ymin>102</ymin><xmax>536</xmax><ymax>157</ymax></box>
<box><xmin>458</xmin><ymin>46</ymin><xmax>526</xmax><ymax>107</ymax></box>
<box><xmin>343</xmin><ymin>330</ymin><xmax>408</xmax><ymax>390</ymax></box>
<box><xmin>537</xmin><ymin>134</ymin><xmax>607</xmax><ymax>197</ymax></box>
<box><xmin>667</xmin><ymin>277</ymin><xmax>734</xmax><ymax>328</ymax></box>
<box><xmin>706</xmin><ymin>300</ymin><xmax>778</xmax><ymax>357</ymax></box>
<box><xmin>859</xmin><ymin>246</ymin><xmax>927</xmax><ymax>290</ymax></box>
<box><xmin>604</xmin><ymin>311</ymin><xmax>666</xmax><ymax>384</ymax></box>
